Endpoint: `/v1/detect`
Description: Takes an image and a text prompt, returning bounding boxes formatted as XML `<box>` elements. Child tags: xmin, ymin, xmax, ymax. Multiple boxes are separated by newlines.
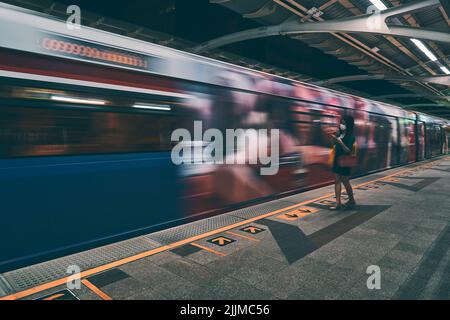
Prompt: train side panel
<box><xmin>0</xmin><ymin>153</ymin><xmax>181</xmax><ymax>270</ymax></box>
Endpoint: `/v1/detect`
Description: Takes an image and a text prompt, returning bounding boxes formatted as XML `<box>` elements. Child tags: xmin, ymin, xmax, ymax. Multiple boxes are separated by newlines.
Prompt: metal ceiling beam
<box><xmin>388</xmin><ymin>0</ymin><xmax>448</xmax><ymax>74</ymax></box>
<box><xmin>319</xmin><ymin>0</ymin><xmax>339</xmax><ymax>12</ymax></box>
<box><xmin>440</xmin><ymin>5</ymin><xmax>450</xmax><ymax>28</ymax></box>
<box><xmin>273</xmin><ymin>0</ymin><xmax>441</xmax><ymax>98</ymax></box>
<box><xmin>270</xmin><ymin>0</ymin><xmax>409</xmax><ymax>77</ymax></box>
<box><xmin>194</xmin><ymin>0</ymin><xmax>448</xmax><ymax>53</ymax></box>
<box><xmin>405</xmin><ymin>104</ymin><xmax>450</xmax><ymax>109</ymax></box>
<box><xmin>279</xmin><ymin>0</ymin><xmax>442</xmax><ymax>95</ymax></box>
<box><xmin>378</xmin><ymin>94</ymin><xmax>450</xmax><ymax>100</ymax></box>
<box><xmin>342</xmin><ymin>0</ymin><xmax>438</xmax><ymax>87</ymax></box>
<box><xmin>427</xmin><ymin>111</ymin><xmax>450</xmax><ymax>114</ymax></box>
<box><xmin>407</xmin><ymin>104</ymin><xmax>450</xmax><ymax>107</ymax></box>
<box><xmin>317</xmin><ymin>74</ymin><xmax>450</xmax><ymax>86</ymax></box>
<box><xmin>243</xmin><ymin>1</ymin><xmax>277</xmax><ymax>19</ymax></box>
<box><xmin>440</xmin><ymin>0</ymin><xmax>450</xmax><ymax>19</ymax></box>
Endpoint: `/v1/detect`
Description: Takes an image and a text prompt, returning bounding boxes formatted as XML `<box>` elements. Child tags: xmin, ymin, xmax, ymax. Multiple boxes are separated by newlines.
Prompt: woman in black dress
<box><xmin>330</xmin><ymin>116</ymin><xmax>356</xmax><ymax>210</ymax></box>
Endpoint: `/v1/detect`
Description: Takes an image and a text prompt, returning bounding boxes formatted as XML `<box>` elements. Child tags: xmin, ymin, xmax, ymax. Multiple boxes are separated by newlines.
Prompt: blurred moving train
<box><xmin>0</xmin><ymin>3</ymin><xmax>449</xmax><ymax>271</ymax></box>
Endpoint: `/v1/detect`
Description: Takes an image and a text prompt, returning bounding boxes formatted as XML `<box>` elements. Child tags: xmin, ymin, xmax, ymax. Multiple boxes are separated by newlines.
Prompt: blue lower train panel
<box><xmin>0</xmin><ymin>152</ymin><xmax>181</xmax><ymax>271</ymax></box>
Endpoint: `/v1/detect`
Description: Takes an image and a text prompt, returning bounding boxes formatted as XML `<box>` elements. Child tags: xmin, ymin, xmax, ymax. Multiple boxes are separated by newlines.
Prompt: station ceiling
<box><xmin>4</xmin><ymin>0</ymin><xmax>450</xmax><ymax>119</ymax></box>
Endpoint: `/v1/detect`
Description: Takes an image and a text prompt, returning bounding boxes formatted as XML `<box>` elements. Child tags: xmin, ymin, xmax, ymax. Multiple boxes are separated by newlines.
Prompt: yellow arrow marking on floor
<box><xmin>211</xmin><ymin>237</ymin><xmax>232</xmax><ymax>246</ymax></box>
<box><xmin>282</xmin><ymin>213</ymin><xmax>301</xmax><ymax>220</ymax></box>
<box><xmin>243</xmin><ymin>227</ymin><xmax>262</xmax><ymax>234</ymax></box>
<box><xmin>277</xmin><ymin>207</ymin><xmax>318</xmax><ymax>221</ymax></box>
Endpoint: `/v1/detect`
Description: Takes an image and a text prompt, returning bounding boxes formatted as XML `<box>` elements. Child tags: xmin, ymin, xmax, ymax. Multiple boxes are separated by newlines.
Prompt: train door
<box><xmin>440</xmin><ymin>126</ymin><xmax>446</xmax><ymax>155</ymax></box>
<box><xmin>402</xmin><ymin>118</ymin><xmax>417</xmax><ymax>164</ymax></box>
<box><xmin>432</xmin><ymin>124</ymin><xmax>442</xmax><ymax>157</ymax></box>
<box><xmin>426</xmin><ymin>123</ymin><xmax>443</xmax><ymax>158</ymax></box>
<box><xmin>416</xmin><ymin>121</ymin><xmax>425</xmax><ymax>161</ymax></box>
<box><xmin>387</xmin><ymin>116</ymin><xmax>400</xmax><ymax>167</ymax></box>
<box><xmin>424</xmin><ymin>122</ymin><xmax>431</xmax><ymax>158</ymax></box>
<box><xmin>446</xmin><ymin>126</ymin><xmax>450</xmax><ymax>154</ymax></box>
<box><xmin>393</xmin><ymin>117</ymin><xmax>402</xmax><ymax>166</ymax></box>
<box><xmin>437</xmin><ymin>126</ymin><xmax>442</xmax><ymax>155</ymax></box>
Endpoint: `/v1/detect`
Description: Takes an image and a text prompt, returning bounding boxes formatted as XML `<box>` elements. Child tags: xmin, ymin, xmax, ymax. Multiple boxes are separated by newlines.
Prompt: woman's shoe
<box><xmin>330</xmin><ymin>204</ymin><xmax>343</xmax><ymax>211</ymax></box>
<box><xmin>343</xmin><ymin>200</ymin><xmax>356</xmax><ymax>209</ymax></box>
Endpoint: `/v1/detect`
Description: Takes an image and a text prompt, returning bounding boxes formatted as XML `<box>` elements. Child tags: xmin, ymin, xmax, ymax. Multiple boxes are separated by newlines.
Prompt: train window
<box><xmin>0</xmin><ymin>95</ymin><xmax>188</xmax><ymax>159</ymax></box>
<box><xmin>0</xmin><ymin>81</ymin><xmax>197</xmax><ymax>158</ymax></box>
<box><xmin>291</xmin><ymin>102</ymin><xmax>339</xmax><ymax>147</ymax></box>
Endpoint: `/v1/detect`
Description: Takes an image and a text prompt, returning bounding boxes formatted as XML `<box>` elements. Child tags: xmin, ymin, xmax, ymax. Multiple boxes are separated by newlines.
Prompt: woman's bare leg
<box><xmin>335</xmin><ymin>174</ymin><xmax>342</xmax><ymax>207</ymax></box>
<box><xmin>341</xmin><ymin>176</ymin><xmax>355</xmax><ymax>205</ymax></box>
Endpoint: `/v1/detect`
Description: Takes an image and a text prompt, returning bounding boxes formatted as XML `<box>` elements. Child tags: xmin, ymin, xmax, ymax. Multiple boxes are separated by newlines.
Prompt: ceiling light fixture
<box><xmin>440</xmin><ymin>66</ymin><xmax>450</xmax><ymax>75</ymax></box>
<box><xmin>369</xmin><ymin>0</ymin><xmax>387</xmax><ymax>11</ymax></box>
<box><xmin>411</xmin><ymin>39</ymin><xmax>438</xmax><ymax>62</ymax></box>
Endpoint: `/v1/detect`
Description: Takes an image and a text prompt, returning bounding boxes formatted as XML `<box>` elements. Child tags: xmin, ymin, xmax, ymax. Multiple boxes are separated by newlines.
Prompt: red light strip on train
<box><xmin>41</xmin><ymin>37</ymin><xmax>148</xmax><ymax>69</ymax></box>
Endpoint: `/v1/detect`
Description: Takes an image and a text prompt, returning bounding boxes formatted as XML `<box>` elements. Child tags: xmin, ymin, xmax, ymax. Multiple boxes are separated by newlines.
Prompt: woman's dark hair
<box><xmin>342</xmin><ymin>115</ymin><xmax>355</xmax><ymax>136</ymax></box>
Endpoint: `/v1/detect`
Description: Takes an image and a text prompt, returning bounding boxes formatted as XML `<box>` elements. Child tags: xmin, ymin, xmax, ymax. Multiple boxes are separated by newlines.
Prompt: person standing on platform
<box><xmin>329</xmin><ymin>115</ymin><xmax>357</xmax><ymax>210</ymax></box>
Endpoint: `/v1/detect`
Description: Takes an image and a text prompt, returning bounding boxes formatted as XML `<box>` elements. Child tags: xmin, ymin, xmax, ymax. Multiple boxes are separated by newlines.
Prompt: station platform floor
<box><xmin>1</xmin><ymin>156</ymin><xmax>449</xmax><ymax>300</ymax></box>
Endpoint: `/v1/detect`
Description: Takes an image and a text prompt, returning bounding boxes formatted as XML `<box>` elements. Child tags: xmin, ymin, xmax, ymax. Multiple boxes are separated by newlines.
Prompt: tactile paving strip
<box><xmin>3</xmin><ymin>199</ymin><xmax>294</xmax><ymax>293</ymax></box>
<box><xmin>2</xmin><ymin>237</ymin><xmax>161</xmax><ymax>292</ymax></box>
<box><xmin>0</xmin><ymin>275</ymin><xmax>13</xmax><ymax>296</ymax></box>
<box><xmin>228</xmin><ymin>199</ymin><xmax>295</xmax><ymax>220</ymax></box>
<box><xmin>146</xmin><ymin>214</ymin><xmax>244</xmax><ymax>244</ymax></box>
